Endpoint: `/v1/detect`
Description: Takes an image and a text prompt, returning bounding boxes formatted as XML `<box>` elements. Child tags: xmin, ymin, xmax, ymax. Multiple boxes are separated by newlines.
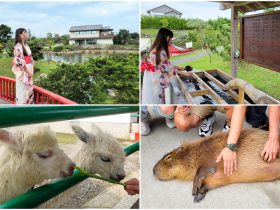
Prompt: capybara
<box><xmin>153</xmin><ymin>128</ymin><xmax>280</xmax><ymax>202</ymax></box>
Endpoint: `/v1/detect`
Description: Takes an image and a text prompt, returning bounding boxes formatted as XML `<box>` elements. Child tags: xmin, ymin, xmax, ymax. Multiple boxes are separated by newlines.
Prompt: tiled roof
<box><xmin>69</xmin><ymin>25</ymin><xmax>113</xmax><ymax>32</ymax></box>
<box><xmin>147</xmin><ymin>4</ymin><xmax>182</xmax><ymax>16</ymax></box>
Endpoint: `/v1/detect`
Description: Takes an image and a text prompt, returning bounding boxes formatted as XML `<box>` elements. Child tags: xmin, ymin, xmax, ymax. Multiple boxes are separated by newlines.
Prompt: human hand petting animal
<box><xmin>124</xmin><ymin>178</ymin><xmax>139</xmax><ymax>195</ymax></box>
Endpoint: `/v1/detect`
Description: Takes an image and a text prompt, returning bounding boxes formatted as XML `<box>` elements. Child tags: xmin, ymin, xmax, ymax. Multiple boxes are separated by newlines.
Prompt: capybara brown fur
<box><xmin>153</xmin><ymin>128</ymin><xmax>280</xmax><ymax>202</ymax></box>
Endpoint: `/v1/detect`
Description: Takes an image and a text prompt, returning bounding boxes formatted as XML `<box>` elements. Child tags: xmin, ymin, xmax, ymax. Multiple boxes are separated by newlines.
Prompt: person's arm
<box><xmin>216</xmin><ymin>106</ymin><xmax>247</xmax><ymax>176</ymax></box>
<box><xmin>261</xmin><ymin>106</ymin><xmax>280</xmax><ymax>162</ymax></box>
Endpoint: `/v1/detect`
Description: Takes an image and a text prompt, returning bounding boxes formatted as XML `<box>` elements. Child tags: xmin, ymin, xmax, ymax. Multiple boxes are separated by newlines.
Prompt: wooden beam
<box><xmin>244</xmin><ymin>3</ymin><xmax>257</xmax><ymax>11</ymax></box>
<box><xmin>175</xmin><ymin>75</ymin><xmax>196</xmax><ymax>104</ymax></box>
<box><xmin>237</xmin><ymin>6</ymin><xmax>247</xmax><ymax>14</ymax></box>
<box><xmin>190</xmin><ymin>89</ymin><xmax>210</xmax><ymax>97</ymax></box>
<box><xmin>256</xmin><ymin>1</ymin><xmax>269</xmax><ymax>9</ymax></box>
<box><xmin>231</xmin><ymin>5</ymin><xmax>239</xmax><ymax>78</ymax></box>
<box><xmin>192</xmin><ymin>73</ymin><xmax>227</xmax><ymax>104</ymax></box>
<box><xmin>203</xmin><ymin>71</ymin><xmax>250</xmax><ymax>104</ymax></box>
<box><xmin>240</xmin><ymin>17</ymin><xmax>244</xmax><ymax>59</ymax></box>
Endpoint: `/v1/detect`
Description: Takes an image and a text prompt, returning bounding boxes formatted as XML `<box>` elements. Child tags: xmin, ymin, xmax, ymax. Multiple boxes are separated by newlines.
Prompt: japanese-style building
<box><xmin>68</xmin><ymin>24</ymin><xmax>115</xmax><ymax>45</ymax></box>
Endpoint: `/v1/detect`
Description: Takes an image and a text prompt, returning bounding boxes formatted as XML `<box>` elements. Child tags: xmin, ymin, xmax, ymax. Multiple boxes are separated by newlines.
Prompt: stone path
<box><xmin>0</xmin><ymin>99</ymin><xmax>11</xmax><ymax>104</ymax></box>
<box><xmin>170</xmin><ymin>46</ymin><xmax>224</xmax><ymax>66</ymax></box>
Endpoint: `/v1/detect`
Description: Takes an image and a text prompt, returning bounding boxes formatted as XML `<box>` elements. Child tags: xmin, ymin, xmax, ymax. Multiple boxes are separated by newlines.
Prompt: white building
<box><xmin>68</xmin><ymin>24</ymin><xmax>115</xmax><ymax>45</ymax></box>
<box><xmin>147</xmin><ymin>4</ymin><xmax>182</xmax><ymax>18</ymax></box>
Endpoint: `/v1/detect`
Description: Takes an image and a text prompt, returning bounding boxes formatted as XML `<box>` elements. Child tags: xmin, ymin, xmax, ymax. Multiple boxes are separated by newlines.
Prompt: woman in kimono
<box><xmin>141</xmin><ymin>28</ymin><xmax>192</xmax><ymax>104</ymax></box>
<box><xmin>12</xmin><ymin>28</ymin><xmax>34</xmax><ymax>104</ymax></box>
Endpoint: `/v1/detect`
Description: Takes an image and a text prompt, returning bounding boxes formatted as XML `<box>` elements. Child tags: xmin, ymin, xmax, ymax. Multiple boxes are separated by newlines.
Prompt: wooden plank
<box><xmin>240</xmin><ymin>17</ymin><xmax>244</xmax><ymax>59</ymax></box>
<box><xmin>231</xmin><ymin>5</ymin><xmax>239</xmax><ymax>78</ymax></box>
<box><xmin>239</xmin><ymin>88</ymin><xmax>245</xmax><ymax>104</ymax></box>
<box><xmin>203</xmin><ymin>71</ymin><xmax>250</xmax><ymax>104</ymax></box>
<box><xmin>190</xmin><ymin>89</ymin><xmax>210</xmax><ymax>97</ymax></box>
<box><xmin>241</xmin><ymin>11</ymin><xmax>280</xmax><ymax>71</ymax></box>
<box><xmin>244</xmin><ymin>3</ymin><xmax>257</xmax><ymax>11</ymax></box>
<box><xmin>214</xmin><ymin>69</ymin><xmax>235</xmax><ymax>81</ymax></box>
<box><xmin>175</xmin><ymin>75</ymin><xmax>196</xmax><ymax>104</ymax></box>
<box><xmin>192</xmin><ymin>73</ymin><xmax>227</xmax><ymax>104</ymax></box>
<box><xmin>236</xmin><ymin>10</ymin><xmax>280</xmax><ymax>19</ymax></box>
<box><xmin>205</xmin><ymin>69</ymin><xmax>218</xmax><ymax>74</ymax></box>
<box><xmin>256</xmin><ymin>1</ymin><xmax>269</xmax><ymax>9</ymax></box>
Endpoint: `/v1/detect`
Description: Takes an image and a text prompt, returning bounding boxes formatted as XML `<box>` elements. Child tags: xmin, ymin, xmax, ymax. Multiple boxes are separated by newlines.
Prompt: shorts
<box><xmin>175</xmin><ymin>106</ymin><xmax>227</xmax><ymax>120</ymax></box>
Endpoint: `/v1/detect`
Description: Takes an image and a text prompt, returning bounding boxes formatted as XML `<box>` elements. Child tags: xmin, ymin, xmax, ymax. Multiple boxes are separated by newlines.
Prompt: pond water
<box><xmin>42</xmin><ymin>51</ymin><xmax>130</xmax><ymax>64</ymax></box>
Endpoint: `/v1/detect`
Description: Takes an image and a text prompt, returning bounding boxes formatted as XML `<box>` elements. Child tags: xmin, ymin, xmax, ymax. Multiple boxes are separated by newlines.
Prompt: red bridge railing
<box><xmin>0</xmin><ymin>76</ymin><xmax>78</xmax><ymax>105</ymax></box>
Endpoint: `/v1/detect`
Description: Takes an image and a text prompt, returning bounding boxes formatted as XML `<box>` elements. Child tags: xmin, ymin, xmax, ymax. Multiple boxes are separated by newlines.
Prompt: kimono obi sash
<box><xmin>24</xmin><ymin>55</ymin><xmax>32</xmax><ymax>64</ymax></box>
<box><xmin>140</xmin><ymin>61</ymin><xmax>155</xmax><ymax>72</ymax></box>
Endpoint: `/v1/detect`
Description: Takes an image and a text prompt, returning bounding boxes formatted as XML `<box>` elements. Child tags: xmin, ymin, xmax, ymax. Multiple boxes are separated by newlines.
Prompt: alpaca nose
<box><xmin>117</xmin><ymin>173</ymin><xmax>125</xmax><ymax>181</ymax></box>
<box><xmin>68</xmin><ymin>163</ymin><xmax>76</xmax><ymax>177</ymax></box>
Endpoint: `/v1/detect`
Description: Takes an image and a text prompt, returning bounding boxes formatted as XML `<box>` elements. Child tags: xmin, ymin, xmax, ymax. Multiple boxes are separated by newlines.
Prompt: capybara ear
<box><xmin>177</xmin><ymin>147</ymin><xmax>183</xmax><ymax>152</ymax></box>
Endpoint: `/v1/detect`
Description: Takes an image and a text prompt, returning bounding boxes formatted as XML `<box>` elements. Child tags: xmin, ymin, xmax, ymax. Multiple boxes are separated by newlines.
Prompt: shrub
<box><xmin>53</xmin><ymin>46</ymin><xmax>63</xmax><ymax>52</ymax></box>
<box><xmin>7</xmin><ymin>50</ymin><xmax>13</xmax><ymax>57</ymax></box>
<box><xmin>0</xmin><ymin>43</ymin><xmax>3</xmax><ymax>51</ymax></box>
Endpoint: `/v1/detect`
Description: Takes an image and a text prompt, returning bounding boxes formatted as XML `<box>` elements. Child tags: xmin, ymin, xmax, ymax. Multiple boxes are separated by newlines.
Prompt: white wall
<box><xmin>70</xmin><ymin>31</ymin><xmax>99</xmax><ymax>38</ymax></box>
<box><xmin>97</xmin><ymin>39</ymin><xmax>113</xmax><ymax>45</ymax></box>
<box><xmin>150</xmin><ymin>11</ymin><xmax>165</xmax><ymax>17</ymax></box>
<box><xmin>69</xmin><ymin>40</ymin><xmax>75</xmax><ymax>45</ymax></box>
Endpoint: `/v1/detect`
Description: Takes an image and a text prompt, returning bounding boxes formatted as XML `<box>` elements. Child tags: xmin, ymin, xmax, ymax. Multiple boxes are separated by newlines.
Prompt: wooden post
<box><xmin>231</xmin><ymin>5</ymin><xmax>238</xmax><ymax>78</ymax></box>
<box><xmin>238</xmin><ymin>88</ymin><xmax>245</xmax><ymax>104</ymax></box>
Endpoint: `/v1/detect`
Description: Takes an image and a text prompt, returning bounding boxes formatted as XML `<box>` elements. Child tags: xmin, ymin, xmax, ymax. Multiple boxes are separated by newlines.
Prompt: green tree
<box><xmin>113</xmin><ymin>35</ymin><xmax>121</xmax><ymax>44</ymax></box>
<box><xmin>130</xmin><ymin>32</ymin><xmax>139</xmax><ymax>39</ymax></box>
<box><xmin>27</xmin><ymin>29</ymin><xmax>32</xmax><ymax>41</ymax></box>
<box><xmin>53</xmin><ymin>33</ymin><xmax>61</xmax><ymax>43</ymax></box>
<box><xmin>46</xmin><ymin>33</ymin><xmax>53</xmax><ymax>41</ymax></box>
<box><xmin>47</xmin><ymin>40</ymin><xmax>53</xmax><ymax>46</ymax></box>
<box><xmin>61</xmin><ymin>35</ymin><xmax>70</xmax><ymax>45</ymax></box>
<box><xmin>118</xmin><ymin>29</ymin><xmax>130</xmax><ymax>44</ymax></box>
<box><xmin>37</xmin><ymin>53</ymin><xmax>139</xmax><ymax>104</ymax></box>
<box><xmin>0</xmin><ymin>24</ymin><xmax>13</xmax><ymax>46</ymax></box>
<box><xmin>0</xmin><ymin>43</ymin><xmax>3</xmax><ymax>51</ymax></box>
<box><xmin>160</xmin><ymin>18</ymin><xmax>169</xmax><ymax>28</ymax></box>
<box><xmin>31</xmin><ymin>36</ymin><xmax>37</xmax><ymax>41</ymax></box>
<box><xmin>28</xmin><ymin>41</ymin><xmax>44</xmax><ymax>61</ymax></box>
<box><xmin>5</xmin><ymin>41</ymin><xmax>14</xmax><ymax>51</ymax></box>
<box><xmin>204</xmin><ymin>29</ymin><xmax>218</xmax><ymax>63</ymax></box>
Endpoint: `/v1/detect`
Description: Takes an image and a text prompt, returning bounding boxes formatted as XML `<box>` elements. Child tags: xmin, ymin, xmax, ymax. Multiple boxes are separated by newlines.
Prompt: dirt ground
<box><xmin>56</xmin><ymin>140</ymin><xmax>139</xmax><ymax>209</ymax></box>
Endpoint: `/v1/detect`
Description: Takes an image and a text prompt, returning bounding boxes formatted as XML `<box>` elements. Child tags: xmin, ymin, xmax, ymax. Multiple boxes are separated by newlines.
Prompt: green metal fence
<box><xmin>0</xmin><ymin>105</ymin><xmax>139</xmax><ymax>209</ymax></box>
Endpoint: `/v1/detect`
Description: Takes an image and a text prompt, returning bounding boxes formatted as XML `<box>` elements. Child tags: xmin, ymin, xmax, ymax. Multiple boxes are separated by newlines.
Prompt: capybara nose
<box><xmin>117</xmin><ymin>173</ymin><xmax>125</xmax><ymax>181</ymax></box>
<box><xmin>68</xmin><ymin>163</ymin><xmax>76</xmax><ymax>177</ymax></box>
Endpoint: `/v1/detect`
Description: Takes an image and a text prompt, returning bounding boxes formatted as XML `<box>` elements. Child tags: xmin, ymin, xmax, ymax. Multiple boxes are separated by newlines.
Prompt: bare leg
<box><xmin>174</xmin><ymin>112</ymin><xmax>201</xmax><ymax>132</ymax></box>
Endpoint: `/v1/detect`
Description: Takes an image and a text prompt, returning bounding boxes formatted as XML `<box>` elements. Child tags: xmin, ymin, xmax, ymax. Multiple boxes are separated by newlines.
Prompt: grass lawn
<box><xmin>114</xmin><ymin>44</ymin><xmax>139</xmax><ymax>49</ymax></box>
<box><xmin>0</xmin><ymin>57</ymin><xmax>57</xmax><ymax>79</ymax></box>
<box><xmin>177</xmin><ymin>54</ymin><xmax>280</xmax><ymax>101</ymax></box>
<box><xmin>56</xmin><ymin>133</ymin><xmax>78</xmax><ymax>144</ymax></box>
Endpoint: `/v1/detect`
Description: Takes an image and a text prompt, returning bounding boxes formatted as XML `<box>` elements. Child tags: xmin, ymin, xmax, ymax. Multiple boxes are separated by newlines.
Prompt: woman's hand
<box><xmin>216</xmin><ymin>147</ymin><xmax>237</xmax><ymax>176</ymax></box>
<box><xmin>177</xmin><ymin>105</ymin><xmax>191</xmax><ymax>116</ymax></box>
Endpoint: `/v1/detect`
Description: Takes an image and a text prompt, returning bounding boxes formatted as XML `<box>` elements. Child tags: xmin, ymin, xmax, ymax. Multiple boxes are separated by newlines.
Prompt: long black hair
<box><xmin>15</xmin><ymin>28</ymin><xmax>28</xmax><ymax>56</ymax></box>
<box><xmin>145</xmin><ymin>28</ymin><xmax>173</xmax><ymax>65</ymax></box>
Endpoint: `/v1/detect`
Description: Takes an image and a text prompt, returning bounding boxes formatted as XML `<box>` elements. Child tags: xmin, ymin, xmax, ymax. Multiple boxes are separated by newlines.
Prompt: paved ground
<box><xmin>170</xmin><ymin>47</ymin><xmax>224</xmax><ymax>66</ymax></box>
<box><xmin>0</xmin><ymin>99</ymin><xmax>11</xmax><ymax>104</ymax></box>
<box><xmin>141</xmin><ymin>106</ymin><xmax>280</xmax><ymax>209</ymax></box>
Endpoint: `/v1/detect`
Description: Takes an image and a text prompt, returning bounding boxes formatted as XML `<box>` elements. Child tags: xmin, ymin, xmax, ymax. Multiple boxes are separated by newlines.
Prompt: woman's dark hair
<box><xmin>145</xmin><ymin>28</ymin><xmax>173</xmax><ymax>65</ymax></box>
<box><xmin>15</xmin><ymin>28</ymin><xmax>28</xmax><ymax>56</ymax></box>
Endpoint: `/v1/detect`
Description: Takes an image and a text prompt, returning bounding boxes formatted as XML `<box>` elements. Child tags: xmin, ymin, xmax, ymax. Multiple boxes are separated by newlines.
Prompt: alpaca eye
<box><xmin>37</xmin><ymin>152</ymin><xmax>52</xmax><ymax>159</ymax></box>
<box><xmin>166</xmin><ymin>156</ymin><xmax>172</xmax><ymax>161</ymax></box>
<box><xmin>100</xmin><ymin>156</ymin><xmax>111</xmax><ymax>162</ymax></box>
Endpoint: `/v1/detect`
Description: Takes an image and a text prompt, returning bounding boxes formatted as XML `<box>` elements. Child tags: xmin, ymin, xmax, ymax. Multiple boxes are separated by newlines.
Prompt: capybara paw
<box><xmin>194</xmin><ymin>192</ymin><xmax>205</xmax><ymax>203</ymax></box>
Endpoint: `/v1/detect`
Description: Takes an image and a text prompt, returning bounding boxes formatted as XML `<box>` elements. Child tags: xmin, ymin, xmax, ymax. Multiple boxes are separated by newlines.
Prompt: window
<box><xmin>80</xmin><ymin>31</ymin><xmax>85</xmax><ymax>34</ymax></box>
<box><xmin>92</xmin><ymin>31</ymin><xmax>97</xmax><ymax>34</ymax></box>
<box><xmin>86</xmin><ymin>31</ymin><xmax>91</xmax><ymax>34</ymax></box>
<box><xmin>75</xmin><ymin>32</ymin><xmax>79</xmax><ymax>35</ymax></box>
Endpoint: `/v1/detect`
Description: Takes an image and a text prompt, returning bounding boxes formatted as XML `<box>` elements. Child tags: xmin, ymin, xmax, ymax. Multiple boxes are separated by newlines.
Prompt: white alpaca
<box><xmin>0</xmin><ymin>126</ymin><xmax>75</xmax><ymax>204</ymax></box>
<box><xmin>38</xmin><ymin>124</ymin><xmax>126</xmax><ymax>209</ymax></box>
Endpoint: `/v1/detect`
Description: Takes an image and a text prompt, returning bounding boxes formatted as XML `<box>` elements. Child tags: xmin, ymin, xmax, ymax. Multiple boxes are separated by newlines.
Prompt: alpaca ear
<box><xmin>0</xmin><ymin>129</ymin><xmax>23</xmax><ymax>151</ymax></box>
<box><xmin>71</xmin><ymin>125</ymin><xmax>95</xmax><ymax>144</ymax></box>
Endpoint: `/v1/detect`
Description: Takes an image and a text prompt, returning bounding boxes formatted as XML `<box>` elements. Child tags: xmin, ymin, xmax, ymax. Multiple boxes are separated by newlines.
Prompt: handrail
<box><xmin>0</xmin><ymin>76</ymin><xmax>78</xmax><ymax>104</ymax></box>
<box><xmin>0</xmin><ymin>142</ymin><xmax>139</xmax><ymax>209</ymax></box>
<box><xmin>0</xmin><ymin>106</ymin><xmax>139</xmax><ymax>128</ymax></box>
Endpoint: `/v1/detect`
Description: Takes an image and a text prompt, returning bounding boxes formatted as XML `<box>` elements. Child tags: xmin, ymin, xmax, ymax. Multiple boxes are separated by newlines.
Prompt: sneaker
<box><xmin>141</xmin><ymin>113</ymin><xmax>151</xmax><ymax>136</ymax></box>
<box><xmin>222</xmin><ymin>120</ymin><xmax>230</xmax><ymax>132</ymax></box>
<box><xmin>166</xmin><ymin>118</ymin><xmax>176</xmax><ymax>128</ymax></box>
<box><xmin>199</xmin><ymin>113</ymin><xmax>216</xmax><ymax>137</ymax></box>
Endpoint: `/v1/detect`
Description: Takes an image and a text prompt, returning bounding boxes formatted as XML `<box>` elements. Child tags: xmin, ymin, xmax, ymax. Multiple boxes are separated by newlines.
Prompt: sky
<box><xmin>0</xmin><ymin>1</ymin><xmax>140</xmax><ymax>38</ymax></box>
<box><xmin>141</xmin><ymin>1</ymin><xmax>264</xmax><ymax>20</ymax></box>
